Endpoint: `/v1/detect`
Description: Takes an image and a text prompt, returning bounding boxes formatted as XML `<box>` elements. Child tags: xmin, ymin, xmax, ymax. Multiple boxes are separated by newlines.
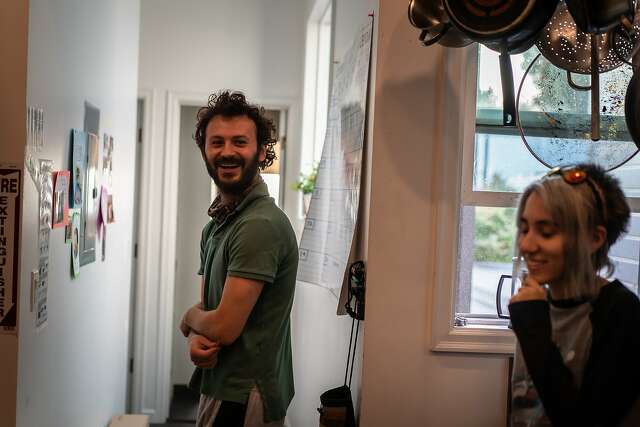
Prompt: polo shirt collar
<box><xmin>208</xmin><ymin>175</ymin><xmax>269</xmax><ymax>223</ymax></box>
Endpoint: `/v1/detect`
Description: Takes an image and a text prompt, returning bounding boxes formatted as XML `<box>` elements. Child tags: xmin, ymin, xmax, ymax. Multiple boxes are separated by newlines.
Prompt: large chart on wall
<box><xmin>297</xmin><ymin>19</ymin><xmax>373</xmax><ymax>298</ymax></box>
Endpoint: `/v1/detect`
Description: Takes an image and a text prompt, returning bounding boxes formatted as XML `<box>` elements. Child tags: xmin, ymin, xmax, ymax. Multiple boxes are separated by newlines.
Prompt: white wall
<box><xmin>15</xmin><ymin>1</ymin><xmax>140</xmax><ymax>426</ymax></box>
<box><xmin>138</xmin><ymin>0</ymin><xmax>306</xmax><ymax>229</ymax></box>
<box><xmin>358</xmin><ymin>1</ymin><xmax>510</xmax><ymax>426</ymax></box>
<box><xmin>0</xmin><ymin>2</ymin><xmax>28</xmax><ymax>426</ymax></box>
<box><xmin>172</xmin><ymin>106</ymin><xmax>211</xmax><ymax>386</ymax></box>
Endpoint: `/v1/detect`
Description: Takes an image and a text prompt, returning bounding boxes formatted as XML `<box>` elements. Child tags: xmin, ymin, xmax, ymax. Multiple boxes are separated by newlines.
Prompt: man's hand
<box><xmin>188</xmin><ymin>333</ymin><xmax>220</xmax><ymax>369</ymax></box>
<box><xmin>510</xmin><ymin>275</ymin><xmax>546</xmax><ymax>304</ymax></box>
<box><xmin>179</xmin><ymin>316</ymin><xmax>191</xmax><ymax>337</ymax></box>
<box><xmin>180</xmin><ymin>302</ymin><xmax>203</xmax><ymax>337</ymax></box>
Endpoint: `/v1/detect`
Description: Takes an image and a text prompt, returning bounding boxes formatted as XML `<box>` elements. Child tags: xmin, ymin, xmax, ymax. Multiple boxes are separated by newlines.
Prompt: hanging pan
<box><xmin>565</xmin><ymin>0</ymin><xmax>634</xmax><ymax>34</ymax></box>
<box><xmin>408</xmin><ymin>0</ymin><xmax>473</xmax><ymax>47</ymax></box>
<box><xmin>443</xmin><ymin>0</ymin><xmax>559</xmax><ymax>126</ymax></box>
<box><xmin>536</xmin><ymin>1</ymin><xmax>640</xmax><ymax>140</ymax></box>
<box><xmin>516</xmin><ymin>53</ymin><xmax>639</xmax><ymax>170</ymax></box>
<box><xmin>625</xmin><ymin>57</ymin><xmax>640</xmax><ymax>149</ymax></box>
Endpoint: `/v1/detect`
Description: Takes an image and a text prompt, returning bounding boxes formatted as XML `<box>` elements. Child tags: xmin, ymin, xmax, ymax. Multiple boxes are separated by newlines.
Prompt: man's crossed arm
<box><xmin>181</xmin><ymin>276</ymin><xmax>264</xmax><ymax>346</ymax></box>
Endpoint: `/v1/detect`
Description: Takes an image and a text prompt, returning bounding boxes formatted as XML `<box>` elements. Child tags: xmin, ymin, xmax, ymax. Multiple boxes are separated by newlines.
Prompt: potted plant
<box><xmin>292</xmin><ymin>164</ymin><xmax>318</xmax><ymax>214</ymax></box>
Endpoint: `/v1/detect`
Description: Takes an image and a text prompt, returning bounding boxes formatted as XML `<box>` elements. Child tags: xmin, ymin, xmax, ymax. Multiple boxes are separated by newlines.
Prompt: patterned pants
<box><xmin>196</xmin><ymin>386</ymin><xmax>285</xmax><ymax>427</ymax></box>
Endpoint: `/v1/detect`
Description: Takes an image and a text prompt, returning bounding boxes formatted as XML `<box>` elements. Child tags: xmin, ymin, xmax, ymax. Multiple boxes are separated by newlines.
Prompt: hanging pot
<box><xmin>408</xmin><ymin>0</ymin><xmax>473</xmax><ymax>47</ymax></box>
<box><xmin>565</xmin><ymin>0</ymin><xmax>634</xmax><ymax>34</ymax></box>
<box><xmin>536</xmin><ymin>1</ymin><xmax>632</xmax><ymax>75</ymax></box>
<box><xmin>624</xmin><ymin>56</ymin><xmax>640</xmax><ymax>149</ymax></box>
<box><xmin>516</xmin><ymin>52</ymin><xmax>639</xmax><ymax>170</ymax></box>
<box><xmin>443</xmin><ymin>0</ymin><xmax>559</xmax><ymax>126</ymax></box>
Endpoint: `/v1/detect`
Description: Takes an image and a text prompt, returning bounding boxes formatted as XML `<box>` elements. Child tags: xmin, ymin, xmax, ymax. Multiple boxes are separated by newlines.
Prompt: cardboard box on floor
<box><xmin>109</xmin><ymin>414</ymin><xmax>149</xmax><ymax>427</ymax></box>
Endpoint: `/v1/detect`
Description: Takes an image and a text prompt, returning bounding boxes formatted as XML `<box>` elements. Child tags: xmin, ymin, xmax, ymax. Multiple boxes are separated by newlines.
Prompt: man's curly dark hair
<box><xmin>194</xmin><ymin>90</ymin><xmax>277</xmax><ymax>170</ymax></box>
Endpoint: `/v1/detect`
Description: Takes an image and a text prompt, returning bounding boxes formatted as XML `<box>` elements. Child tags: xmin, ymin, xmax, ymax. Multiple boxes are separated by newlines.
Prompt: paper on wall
<box><xmin>296</xmin><ymin>20</ymin><xmax>373</xmax><ymax>298</ymax></box>
<box><xmin>36</xmin><ymin>159</ymin><xmax>53</xmax><ymax>330</ymax></box>
<box><xmin>25</xmin><ymin>107</ymin><xmax>44</xmax><ymax>188</ymax></box>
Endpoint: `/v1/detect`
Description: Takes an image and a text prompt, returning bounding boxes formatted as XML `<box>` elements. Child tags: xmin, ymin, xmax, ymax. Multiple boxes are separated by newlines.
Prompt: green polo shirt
<box><xmin>190</xmin><ymin>181</ymin><xmax>298</xmax><ymax>422</ymax></box>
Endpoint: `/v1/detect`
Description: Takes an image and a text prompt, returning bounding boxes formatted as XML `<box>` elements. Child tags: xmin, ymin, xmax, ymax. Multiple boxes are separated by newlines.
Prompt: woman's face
<box><xmin>518</xmin><ymin>191</ymin><xmax>566</xmax><ymax>288</ymax></box>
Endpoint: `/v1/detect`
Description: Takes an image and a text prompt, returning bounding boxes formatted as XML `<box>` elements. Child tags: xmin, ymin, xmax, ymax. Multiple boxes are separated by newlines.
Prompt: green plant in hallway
<box><xmin>292</xmin><ymin>164</ymin><xmax>318</xmax><ymax>195</ymax></box>
<box><xmin>292</xmin><ymin>164</ymin><xmax>318</xmax><ymax>215</ymax></box>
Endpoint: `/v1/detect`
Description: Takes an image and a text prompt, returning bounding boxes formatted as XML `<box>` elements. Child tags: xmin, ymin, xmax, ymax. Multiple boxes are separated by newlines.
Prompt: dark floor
<box><xmin>150</xmin><ymin>384</ymin><xmax>199</xmax><ymax>427</ymax></box>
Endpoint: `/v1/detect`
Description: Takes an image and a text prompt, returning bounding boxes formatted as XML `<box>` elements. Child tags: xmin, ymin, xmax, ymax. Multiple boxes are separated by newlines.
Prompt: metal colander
<box><xmin>535</xmin><ymin>1</ymin><xmax>638</xmax><ymax>74</ymax></box>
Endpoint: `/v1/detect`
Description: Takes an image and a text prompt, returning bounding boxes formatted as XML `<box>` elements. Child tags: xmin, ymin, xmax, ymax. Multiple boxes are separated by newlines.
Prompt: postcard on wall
<box><xmin>52</xmin><ymin>170</ymin><xmax>70</xmax><ymax>228</ymax></box>
<box><xmin>102</xmin><ymin>133</ymin><xmax>113</xmax><ymax>187</ymax></box>
<box><xmin>0</xmin><ymin>168</ymin><xmax>21</xmax><ymax>334</ymax></box>
<box><xmin>71</xmin><ymin>129</ymin><xmax>87</xmax><ymax>209</ymax></box>
<box><xmin>71</xmin><ymin>210</ymin><xmax>80</xmax><ymax>278</ymax></box>
<box><xmin>36</xmin><ymin>227</ymin><xmax>49</xmax><ymax>331</ymax></box>
<box><xmin>80</xmin><ymin>132</ymin><xmax>99</xmax><ymax>266</ymax></box>
<box><xmin>38</xmin><ymin>160</ymin><xmax>53</xmax><ymax>231</ymax></box>
<box><xmin>107</xmin><ymin>194</ymin><xmax>114</xmax><ymax>224</ymax></box>
<box><xmin>65</xmin><ymin>208</ymin><xmax>79</xmax><ymax>243</ymax></box>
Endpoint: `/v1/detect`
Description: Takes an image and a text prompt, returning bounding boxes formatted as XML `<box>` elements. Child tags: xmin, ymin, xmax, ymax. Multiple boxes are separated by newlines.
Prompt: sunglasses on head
<box><xmin>544</xmin><ymin>166</ymin><xmax>606</xmax><ymax>222</ymax></box>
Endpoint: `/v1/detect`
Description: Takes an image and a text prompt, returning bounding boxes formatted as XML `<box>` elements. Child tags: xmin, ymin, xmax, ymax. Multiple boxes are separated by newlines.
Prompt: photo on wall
<box><xmin>52</xmin><ymin>170</ymin><xmax>70</xmax><ymax>229</ymax></box>
<box><xmin>80</xmin><ymin>132</ymin><xmax>100</xmax><ymax>266</ymax></box>
<box><xmin>71</xmin><ymin>210</ymin><xmax>80</xmax><ymax>278</ymax></box>
<box><xmin>71</xmin><ymin>130</ymin><xmax>87</xmax><ymax>209</ymax></box>
<box><xmin>107</xmin><ymin>194</ymin><xmax>114</xmax><ymax>223</ymax></box>
<box><xmin>102</xmin><ymin>133</ymin><xmax>113</xmax><ymax>187</ymax></box>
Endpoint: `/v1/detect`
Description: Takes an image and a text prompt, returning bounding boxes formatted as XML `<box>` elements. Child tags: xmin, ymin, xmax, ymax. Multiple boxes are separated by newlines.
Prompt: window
<box><xmin>432</xmin><ymin>45</ymin><xmax>640</xmax><ymax>353</ymax></box>
<box><xmin>300</xmin><ymin>0</ymin><xmax>333</xmax><ymax>209</ymax></box>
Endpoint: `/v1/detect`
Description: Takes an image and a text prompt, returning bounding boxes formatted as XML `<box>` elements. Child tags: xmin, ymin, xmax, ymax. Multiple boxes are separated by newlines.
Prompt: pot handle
<box><xmin>418</xmin><ymin>24</ymin><xmax>450</xmax><ymax>47</ymax></box>
<box><xmin>496</xmin><ymin>274</ymin><xmax>512</xmax><ymax>319</ymax></box>
<box><xmin>590</xmin><ymin>34</ymin><xmax>600</xmax><ymax>141</ymax></box>
<box><xmin>566</xmin><ymin>71</ymin><xmax>591</xmax><ymax>91</ymax></box>
<box><xmin>499</xmin><ymin>53</ymin><xmax>516</xmax><ymax>126</ymax></box>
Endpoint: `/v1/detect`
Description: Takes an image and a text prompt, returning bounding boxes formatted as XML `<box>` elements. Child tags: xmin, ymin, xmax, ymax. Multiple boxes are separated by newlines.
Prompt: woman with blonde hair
<box><xmin>509</xmin><ymin>163</ymin><xmax>639</xmax><ymax>426</ymax></box>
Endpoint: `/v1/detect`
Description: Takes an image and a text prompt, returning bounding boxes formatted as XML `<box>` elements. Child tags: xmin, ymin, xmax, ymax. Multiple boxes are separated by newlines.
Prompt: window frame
<box><xmin>300</xmin><ymin>0</ymin><xmax>333</xmax><ymax>183</ymax></box>
<box><xmin>430</xmin><ymin>45</ymin><xmax>640</xmax><ymax>355</ymax></box>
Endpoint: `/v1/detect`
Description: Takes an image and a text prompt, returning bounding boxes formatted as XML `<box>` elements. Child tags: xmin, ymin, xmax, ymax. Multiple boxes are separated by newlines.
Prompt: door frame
<box><xmin>131</xmin><ymin>89</ymin><xmax>295</xmax><ymax>422</ymax></box>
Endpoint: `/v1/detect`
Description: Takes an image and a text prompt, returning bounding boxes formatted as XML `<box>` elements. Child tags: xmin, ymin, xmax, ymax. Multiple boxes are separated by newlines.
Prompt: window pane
<box><xmin>456</xmin><ymin>206</ymin><xmax>517</xmax><ymax>315</ymax></box>
<box><xmin>475</xmin><ymin>44</ymin><xmax>640</xmax><ymax>195</ymax></box>
<box><xmin>473</xmin><ymin>133</ymin><xmax>548</xmax><ymax>192</ymax></box>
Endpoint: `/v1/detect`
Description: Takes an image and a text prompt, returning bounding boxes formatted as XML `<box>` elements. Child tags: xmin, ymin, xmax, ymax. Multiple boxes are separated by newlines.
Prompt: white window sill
<box><xmin>431</xmin><ymin>324</ymin><xmax>515</xmax><ymax>354</ymax></box>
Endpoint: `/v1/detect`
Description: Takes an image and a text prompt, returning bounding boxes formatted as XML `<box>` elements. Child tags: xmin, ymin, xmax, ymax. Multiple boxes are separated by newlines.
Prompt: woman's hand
<box><xmin>510</xmin><ymin>275</ymin><xmax>546</xmax><ymax>304</ymax></box>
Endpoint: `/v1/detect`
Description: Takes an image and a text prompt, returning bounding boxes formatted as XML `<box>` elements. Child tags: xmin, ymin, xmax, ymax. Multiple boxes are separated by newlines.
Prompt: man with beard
<box><xmin>179</xmin><ymin>91</ymin><xmax>298</xmax><ymax>427</ymax></box>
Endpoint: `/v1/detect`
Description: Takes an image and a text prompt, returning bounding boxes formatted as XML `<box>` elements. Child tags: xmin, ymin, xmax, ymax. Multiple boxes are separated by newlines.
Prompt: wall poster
<box><xmin>296</xmin><ymin>19</ymin><xmax>373</xmax><ymax>299</ymax></box>
<box><xmin>0</xmin><ymin>168</ymin><xmax>21</xmax><ymax>334</ymax></box>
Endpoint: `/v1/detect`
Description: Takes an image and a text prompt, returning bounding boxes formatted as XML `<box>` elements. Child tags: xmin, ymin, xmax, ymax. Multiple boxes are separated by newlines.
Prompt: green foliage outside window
<box><xmin>474</xmin><ymin>173</ymin><xmax>517</xmax><ymax>263</ymax></box>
